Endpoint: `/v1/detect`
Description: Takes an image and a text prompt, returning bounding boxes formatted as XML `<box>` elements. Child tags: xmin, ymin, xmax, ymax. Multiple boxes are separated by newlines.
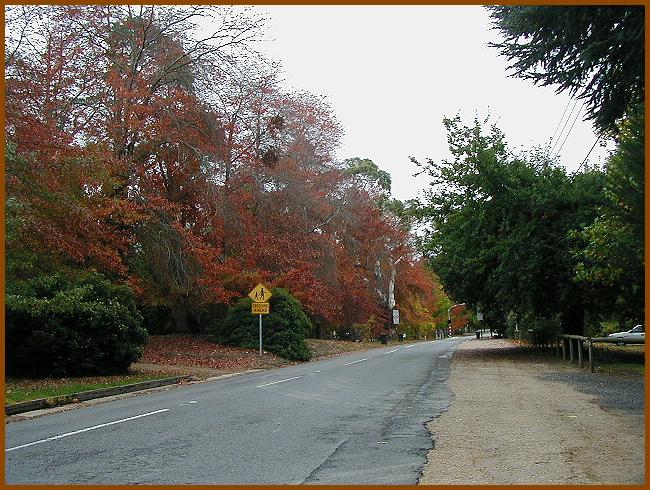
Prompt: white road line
<box><xmin>403</xmin><ymin>344</ymin><xmax>417</xmax><ymax>349</ymax></box>
<box><xmin>256</xmin><ymin>376</ymin><xmax>301</xmax><ymax>388</ymax></box>
<box><xmin>343</xmin><ymin>357</ymin><xmax>370</xmax><ymax>366</ymax></box>
<box><xmin>6</xmin><ymin>409</ymin><xmax>170</xmax><ymax>452</ymax></box>
<box><xmin>383</xmin><ymin>349</ymin><xmax>399</xmax><ymax>354</ymax></box>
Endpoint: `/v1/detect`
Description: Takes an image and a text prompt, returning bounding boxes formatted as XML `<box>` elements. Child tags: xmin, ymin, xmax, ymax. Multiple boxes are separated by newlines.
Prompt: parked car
<box><xmin>608</xmin><ymin>325</ymin><xmax>645</xmax><ymax>344</ymax></box>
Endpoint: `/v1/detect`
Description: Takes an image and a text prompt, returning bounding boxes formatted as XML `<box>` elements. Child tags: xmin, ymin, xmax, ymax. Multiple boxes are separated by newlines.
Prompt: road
<box><xmin>5</xmin><ymin>338</ymin><xmax>464</xmax><ymax>484</ymax></box>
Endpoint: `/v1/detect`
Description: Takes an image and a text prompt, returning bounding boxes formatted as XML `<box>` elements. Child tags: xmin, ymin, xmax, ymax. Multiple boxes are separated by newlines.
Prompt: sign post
<box><xmin>259</xmin><ymin>314</ymin><xmax>263</xmax><ymax>355</ymax></box>
<box><xmin>249</xmin><ymin>283</ymin><xmax>272</xmax><ymax>355</ymax></box>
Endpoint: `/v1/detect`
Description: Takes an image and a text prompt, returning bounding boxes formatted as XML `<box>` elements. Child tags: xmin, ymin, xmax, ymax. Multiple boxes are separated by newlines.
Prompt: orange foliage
<box><xmin>6</xmin><ymin>6</ymin><xmax>455</xmax><ymax>334</ymax></box>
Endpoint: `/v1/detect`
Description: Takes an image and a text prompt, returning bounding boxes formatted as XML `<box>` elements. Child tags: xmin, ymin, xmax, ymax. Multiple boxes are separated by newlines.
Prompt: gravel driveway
<box><xmin>419</xmin><ymin>338</ymin><xmax>645</xmax><ymax>484</ymax></box>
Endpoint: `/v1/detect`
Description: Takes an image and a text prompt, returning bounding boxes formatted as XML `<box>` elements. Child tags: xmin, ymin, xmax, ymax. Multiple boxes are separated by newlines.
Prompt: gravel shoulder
<box><xmin>419</xmin><ymin>338</ymin><xmax>645</xmax><ymax>485</ymax></box>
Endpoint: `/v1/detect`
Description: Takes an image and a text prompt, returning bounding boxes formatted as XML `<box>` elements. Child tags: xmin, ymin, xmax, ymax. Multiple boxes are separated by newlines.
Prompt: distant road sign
<box><xmin>252</xmin><ymin>302</ymin><xmax>270</xmax><ymax>315</ymax></box>
<box><xmin>249</xmin><ymin>283</ymin><xmax>272</xmax><ymax>303</ymax></box>
<box><xmin>392</xmin><ymin>309</ymin><xmax>400</xmax><ymax>325</ymax></box>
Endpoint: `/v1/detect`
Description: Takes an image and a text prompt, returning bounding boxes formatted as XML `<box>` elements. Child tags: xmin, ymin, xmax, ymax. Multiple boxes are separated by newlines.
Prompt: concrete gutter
<box><xmin>5</xmin><ymin>375</ymin><xmax>191</xmax><ymax>416</ymax></box>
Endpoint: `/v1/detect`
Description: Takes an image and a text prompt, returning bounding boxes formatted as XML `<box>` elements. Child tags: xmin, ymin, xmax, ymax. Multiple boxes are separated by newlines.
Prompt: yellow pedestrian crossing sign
<box><xmin>249</xmin><ymin>283</ymin><xmax>272</xmax><ymax>303</ymax></box>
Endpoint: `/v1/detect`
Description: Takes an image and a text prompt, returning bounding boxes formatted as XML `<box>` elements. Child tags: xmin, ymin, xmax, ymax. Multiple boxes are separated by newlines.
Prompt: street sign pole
<box><xmin>248</xmin><ymin>283</ymin><xmax>272</xmax><ymax>356</ymax></box>
<box><xmin>259</xmin><ymin>314</ymin><xmax>263</xmax><ymax>355</ymax></box>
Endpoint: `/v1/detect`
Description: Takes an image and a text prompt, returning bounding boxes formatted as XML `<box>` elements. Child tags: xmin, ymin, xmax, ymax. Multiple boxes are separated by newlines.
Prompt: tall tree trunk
<box><xmin>387</xmin><ymin>255</ymin><xmax>403</xmax><ymax>310</ymax></box>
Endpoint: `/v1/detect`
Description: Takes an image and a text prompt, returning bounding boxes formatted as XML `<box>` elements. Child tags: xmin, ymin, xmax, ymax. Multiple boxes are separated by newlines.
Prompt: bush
<box><xmin>6</xmin><ymin>271</ymin><xmax>148</xmax><ymax>377</ymax></box>
<box><xmin>141</xmin><ymin>303</ymin><xmax>228</xmax><ymax>335</ymax></box>
<box><xmin>214</xmin><ymin>288</ymin><xmax>312</xmax><ymax>361</ymax></box>
<box><xmin>140</xmin><ymin>305</ymin><xmax>175</xmax><ymax>335</ymax></box>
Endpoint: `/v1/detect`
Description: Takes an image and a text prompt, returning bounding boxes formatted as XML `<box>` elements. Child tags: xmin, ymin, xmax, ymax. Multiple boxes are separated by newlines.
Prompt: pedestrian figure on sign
<box><xmin>256</xmin><ymin>289</ymin><xmax>265</xmax><ymax>301</ymax></box>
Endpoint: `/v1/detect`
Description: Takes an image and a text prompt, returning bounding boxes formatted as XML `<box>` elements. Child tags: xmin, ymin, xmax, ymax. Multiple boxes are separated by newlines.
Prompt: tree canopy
<box><xmin>572</xmin><ymin>105</ymin><xmax>645</xmax><ymax>325</ymax></box>
<box><xmin>413</xmin><ymin>116</ymin><xmax>609</xmax><ymax>335</ymax></box>
<box><xmin>487</xmin><ymin>6</ymin><xmax>644</xmax><ymax>134</ymax></box>
<box><xmin>5</xmin><ymin>5</ymin><xmax>449</xmax><ymax>351</ymax></box>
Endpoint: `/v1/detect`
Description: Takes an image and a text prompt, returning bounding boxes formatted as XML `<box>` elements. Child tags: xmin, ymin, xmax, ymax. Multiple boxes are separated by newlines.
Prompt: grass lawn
<box><xmin>592</xmin><ymin>343</ymin><xmax>644</xmax><ymax>366</ymax></box>
<box><xmin>5</xmin><ymin>372</ymin><xmax>175</xmax><ymax>405</ymax></box>
<box><xmin>595</xmin><ymin>362</ymin><xmax>645</xmax><ymax>376</ymax></box>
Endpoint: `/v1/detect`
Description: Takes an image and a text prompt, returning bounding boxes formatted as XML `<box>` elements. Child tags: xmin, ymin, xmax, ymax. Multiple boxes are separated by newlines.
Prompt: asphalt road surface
<box><xmin>5</xmin><ymin>338</ymin><xmax>464</xmax><ymax>484</ymax></box>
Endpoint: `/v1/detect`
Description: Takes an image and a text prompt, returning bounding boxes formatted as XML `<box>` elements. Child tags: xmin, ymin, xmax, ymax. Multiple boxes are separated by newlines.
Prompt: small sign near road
<box><xmin>249</xmin><ymin>283</ymin><xmax>272</xmax><ymax>303</ymax></box>
<box><xmin>252</xmin><ymin>302</ymin><xmax>270</xmax><ymax>315</ymax></box>
<box><xmin>392</xmin><ymin>309</ymin><xmax>400</xmax><ymax>325</ymax></box>
<box><xmin>248</xmin><ymin>283</ymin><xmax>272</xmax><ymax>355</ymax></box>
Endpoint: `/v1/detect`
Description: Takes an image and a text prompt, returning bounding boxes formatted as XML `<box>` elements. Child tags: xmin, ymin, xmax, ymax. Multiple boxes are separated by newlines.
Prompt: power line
<box><xmin>550</xmin><ymin>98</ymin><xmax>579</xmax><ymax>155</ymax></box>
<box><xmin>557</xmin><ymin>102</ymin><xmax>584</xmax><ymax>154</ymax></box>
<box><xmin>549</xmin><ymin>99</ymin><xmax>571</xmax><ymax>147</ymax></box>
<box><xmin>574</xmin><ymin>135</ymin><xmax>602</xmax><ymax>174</ymax></box>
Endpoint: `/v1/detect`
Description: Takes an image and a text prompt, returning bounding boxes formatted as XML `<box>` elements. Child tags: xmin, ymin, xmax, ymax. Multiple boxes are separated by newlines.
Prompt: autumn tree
<box><xmin>5</xmin><ymin>5</ymin><xmax>266</xmax><ymax>331</ymax></box>
<box><xmin>5</xmin><ymin>5</ymin><xmax>448</xmax><ymax>349</ymax></box>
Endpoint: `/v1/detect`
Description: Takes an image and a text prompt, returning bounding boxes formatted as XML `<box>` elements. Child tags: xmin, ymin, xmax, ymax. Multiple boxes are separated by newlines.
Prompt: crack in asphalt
<box><xmin>301</xmin><ymin>438</ymin><xmax>349</xmax><ymax>483</ymax></box>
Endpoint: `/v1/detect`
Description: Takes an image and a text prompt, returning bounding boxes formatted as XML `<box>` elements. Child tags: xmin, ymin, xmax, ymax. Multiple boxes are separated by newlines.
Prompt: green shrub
<box><xmin>140</xmin><ymin>305</ymin><xmax>175</xmax><ymax>335</ymax></box>
<box><xmin>195</xmin><ymin>303</ymin><xmax>229</xmax><ymax>334</ymax></box>
<box><xmin>214</xmin><ymin>288</ymin><xmax>312</xmax><ymax>361</ymax></box>
<box><xmin>6</xmin><ymin>271</ymin><xmax>148</xmax><ymax>377</ymax></box>
<box><xmin>141</xmin><ymin>303</ymin><xmax>228</xmax><ymax>335</ymax></box>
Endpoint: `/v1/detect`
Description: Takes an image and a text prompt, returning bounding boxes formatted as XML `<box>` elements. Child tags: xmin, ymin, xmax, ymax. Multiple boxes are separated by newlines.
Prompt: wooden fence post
<box><xmin>555</xmin><ymin>336</ymin><xmax>560</xmax><ymax>358</ymax></box>
<box><xmin>577</xmin><ymin>339</ymin><xmax>583</xmax><ymax>368</ymax></box>
<box><xmin>569</xmin><ymin>338</ymin><xmax>574</xmax><ymax>363</ymax></box>
<box><xmin>562</xmin><ymin>338</ymin><xmax>567</xmax><ymax>360</ymax></box>
<box><xmin>589</xmin><ymin>340</ymin><xmax>594</xmax><ymax>373</ymax></box>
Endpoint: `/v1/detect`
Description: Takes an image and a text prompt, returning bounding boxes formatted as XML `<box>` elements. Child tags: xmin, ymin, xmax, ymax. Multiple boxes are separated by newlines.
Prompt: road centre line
<box><xmin>6</xmin><ymin>409</ymin><xmax>170</xmax><ymax>452</ymax></box>
<box><xmin>343</xmin><ymin>357</ymin><xmax>370</xmax><ymax>366</ymax></box>
<box><xmin>256</xmin><ymin>376</ymin><xmax>301</xmax><ymax>388</ymax></box>
<box><xmin>383</xmin><ymin>349</ymin><xmax>400</xmax><ymax>354</ymax></box>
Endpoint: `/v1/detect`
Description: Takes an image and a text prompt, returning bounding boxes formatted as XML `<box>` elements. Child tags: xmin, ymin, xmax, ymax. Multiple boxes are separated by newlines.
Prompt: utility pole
<box><xmin>447</xmin><ymin>303</ymin><xmax>466</xmax><ymax>338</ymax></box>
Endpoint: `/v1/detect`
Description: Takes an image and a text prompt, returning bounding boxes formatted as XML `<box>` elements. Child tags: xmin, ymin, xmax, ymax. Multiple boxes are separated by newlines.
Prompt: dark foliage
<box><xmin>213</xmin><ymin>288</ymin><xmax>312</xmax><ymax>361</ymax></box>
<box><xmin>141</xmin><ymin>303</ymin><xmax>228</xmax><ymax>335</ymax></box>
<box><xmin>488</xmin><ymin>6</ymin><xmax>644</xmax><ymax>134</ymax></box>
<box><xmin>6</xmin><ymin>272</ymin><xmax>149</xmax><ymax>377</ymax></box>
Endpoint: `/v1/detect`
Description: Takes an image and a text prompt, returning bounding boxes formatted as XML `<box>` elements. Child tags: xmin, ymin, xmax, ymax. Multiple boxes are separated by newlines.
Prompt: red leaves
<box><xmin>141</xmin><ymin>335</ymin><xmax>283</xmax><ymax>370</ymax></box>
<box><xmin>5</xmin><ymin>6</ymin><xmax>445</xmax><ymax>336</ymax></box>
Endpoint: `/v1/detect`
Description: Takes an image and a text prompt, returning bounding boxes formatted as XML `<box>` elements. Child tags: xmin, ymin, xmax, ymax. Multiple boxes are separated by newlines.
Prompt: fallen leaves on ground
<box><xmin>141</xmin><ymin>335</ymin><xmax>289</xmax><ymax>370</ymax></box>
<box><xmin>305</xmin><ymin>338</ymin><xmax>387</xmax><ymax>359</ymax></box>
<box><xmin>141</xmin><ymin>335</ymin><xmax>391</xmax><ymax>371</ymax></box>
<box><xmin>6</xmin><ymin>336</ymin><xmax>411</xmax><ymax>405</ymax></box>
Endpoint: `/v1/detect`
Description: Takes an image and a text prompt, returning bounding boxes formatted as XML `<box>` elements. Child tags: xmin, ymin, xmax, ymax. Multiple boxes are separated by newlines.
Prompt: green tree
<box><xmin>573</xmin><ymin>105</ymin><xmax>645</xmax><ymax>326</ymax></box>
<box><xmin>487</xmin><ymin>6</ymin><xmax>644</xmax><ymax>134</ymax></box>
<box><xmin>414</xmin><ymin>116</ymin><xmax>606</xmax><ymax>335</ymax></box>
<box><xmin>342</xmin><ymin>157</ymin><xmax>392</xmax><ymax>194</ymax></box>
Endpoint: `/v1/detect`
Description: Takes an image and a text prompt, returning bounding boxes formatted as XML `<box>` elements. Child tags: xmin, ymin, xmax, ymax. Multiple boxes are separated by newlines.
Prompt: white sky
<box><xmin>252</xmin><ymin>5</ymin><xmax>614</xmax><ymax>202</ymax></box>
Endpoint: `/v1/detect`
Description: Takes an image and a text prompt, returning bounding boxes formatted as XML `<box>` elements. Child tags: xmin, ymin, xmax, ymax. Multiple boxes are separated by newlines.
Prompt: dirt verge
<box><xmin>419</xmin><ymin>338</ymin><xmax>645</xmax><ymax>485</ymax></box>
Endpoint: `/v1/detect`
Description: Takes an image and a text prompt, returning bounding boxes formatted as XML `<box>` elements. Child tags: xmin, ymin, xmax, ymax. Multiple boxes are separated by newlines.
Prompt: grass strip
<box><xmin>5</xmin><ymin>372</ymin><xmax>174</xmax><ymax>405</ymax></box>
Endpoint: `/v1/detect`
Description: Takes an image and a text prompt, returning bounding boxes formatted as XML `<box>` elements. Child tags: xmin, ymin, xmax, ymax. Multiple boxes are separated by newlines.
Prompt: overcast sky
<box><xmin>252</xmin><ymin>5</ymin><xmax>613</xmax><ymax>202</ymax></box>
